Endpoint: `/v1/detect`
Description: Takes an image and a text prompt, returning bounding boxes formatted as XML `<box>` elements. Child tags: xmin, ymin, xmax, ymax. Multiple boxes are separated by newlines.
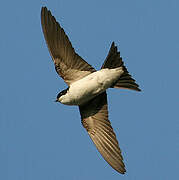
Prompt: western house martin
<box><xmin>41</xmin><ymin>6</ymin><xmax>141</xmax><ymax>174</ymax></box>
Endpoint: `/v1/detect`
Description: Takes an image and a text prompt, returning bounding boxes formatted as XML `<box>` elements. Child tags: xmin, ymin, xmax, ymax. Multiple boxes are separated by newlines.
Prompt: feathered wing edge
<box><xmin>79</xmin><ymin>92</ymin><xmax>126</xmax><ymax>174</ymax></box>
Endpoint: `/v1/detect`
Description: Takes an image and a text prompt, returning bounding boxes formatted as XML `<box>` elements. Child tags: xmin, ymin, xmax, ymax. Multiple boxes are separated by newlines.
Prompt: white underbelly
<box><xmin>62</xmin><ymin>68</ymin><xmax>123</xmax><ymax>105</ymax></box>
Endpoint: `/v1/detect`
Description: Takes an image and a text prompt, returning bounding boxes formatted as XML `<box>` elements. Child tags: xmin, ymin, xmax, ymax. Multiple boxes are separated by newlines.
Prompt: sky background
<box><xmin>0</xmin><ymin>0</ymin><xmax>178</xmax><ymax>179</ymax></box>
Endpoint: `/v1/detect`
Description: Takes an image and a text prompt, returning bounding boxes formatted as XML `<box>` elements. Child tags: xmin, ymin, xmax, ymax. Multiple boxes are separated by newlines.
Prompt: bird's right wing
<box><xmin>79</xmin><ymin>92</ymin><xmax>126</xmax><ymax>174</ymax></box>
<box><xmin>41</xmin><ymin>7</ymin><xmax>95</xmax><ymax>86</ymax></box>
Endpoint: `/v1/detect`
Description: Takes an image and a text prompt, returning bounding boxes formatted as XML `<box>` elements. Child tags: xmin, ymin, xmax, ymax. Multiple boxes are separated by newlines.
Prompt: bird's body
<box><xmin>60</xmin><ymin>67</ymin><xmax>123</xmax><ymax>105</ymax></box>
<box><xmin>41</xmin><ymin>6</ymin><xmax>141</xmax><ymax>174</ymax></box>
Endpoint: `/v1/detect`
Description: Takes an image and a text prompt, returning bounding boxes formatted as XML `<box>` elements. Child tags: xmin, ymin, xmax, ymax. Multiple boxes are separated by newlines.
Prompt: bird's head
<box><xmin>55</xmin><ymin>88</ymin><xmax>69</xmax><ymax>103</ymax></box>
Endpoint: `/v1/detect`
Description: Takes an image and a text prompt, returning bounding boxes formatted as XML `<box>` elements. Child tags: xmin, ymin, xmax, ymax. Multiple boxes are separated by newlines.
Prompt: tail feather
<box><xmin>101</xmin><ymin>42</ymin><xmax>123</xmax><ymax>69</ymax></box>
<box><xmin>101</xmin><ymin>42</ymin><xmax>141</xmax><ymax>91</ymax></box>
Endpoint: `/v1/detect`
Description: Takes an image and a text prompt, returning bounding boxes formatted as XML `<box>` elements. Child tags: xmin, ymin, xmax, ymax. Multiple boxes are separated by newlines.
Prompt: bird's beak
<box><xmin>55</xmin><ymin>99</ymin><xmax>58</xmax><ymax>102</ymax></box>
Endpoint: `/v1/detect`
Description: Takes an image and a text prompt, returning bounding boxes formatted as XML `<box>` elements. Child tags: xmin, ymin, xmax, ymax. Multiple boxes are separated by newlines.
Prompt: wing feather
<box><xmin>79</xmin><ymin>92</ymin><xmax>126</xmax><ymax>174</ymax></box>
<box><xmin>41</xmin><ymin>7</ymin><xmax>95</xmax><ymax>85</ymax></box>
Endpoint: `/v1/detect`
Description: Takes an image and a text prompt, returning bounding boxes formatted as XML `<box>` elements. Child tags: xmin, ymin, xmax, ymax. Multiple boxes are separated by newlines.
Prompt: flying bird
<box><xmin>41</xmin><ymin>6</ymin><xmax>141</xmax><ymax>174</ymax></box>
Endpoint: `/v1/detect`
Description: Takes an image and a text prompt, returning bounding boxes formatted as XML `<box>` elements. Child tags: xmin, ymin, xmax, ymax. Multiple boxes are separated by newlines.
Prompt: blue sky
<box><xmin>0</xmin><ymin>0</ymin><xmax>178</xmax><ymax>179</ymax></box>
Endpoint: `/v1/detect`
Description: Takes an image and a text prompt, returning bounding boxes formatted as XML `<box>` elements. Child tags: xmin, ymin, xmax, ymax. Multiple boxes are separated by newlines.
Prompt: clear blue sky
<box><xmin>0</xmin><ymin>0</ymin><xmax>178</xmax><ymax>179</ymax></box>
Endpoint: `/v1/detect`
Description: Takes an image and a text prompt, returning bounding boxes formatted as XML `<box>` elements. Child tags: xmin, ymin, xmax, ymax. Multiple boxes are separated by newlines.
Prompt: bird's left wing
<box><xmin>79</xmin><ymin>92</ymin><xmax>126</xmax><ymax>174</ymax></box>
<box><xmin>41</xmin><ymin>7</ymin><xmax>95</xmax><ymax>85</ymax></box>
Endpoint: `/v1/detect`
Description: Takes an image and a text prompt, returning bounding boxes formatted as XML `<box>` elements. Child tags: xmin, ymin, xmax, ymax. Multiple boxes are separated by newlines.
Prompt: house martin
<box><xmin>41</xmin><ymin>6</ymin><xmax>141</xmax><ymax>174</ymax></box>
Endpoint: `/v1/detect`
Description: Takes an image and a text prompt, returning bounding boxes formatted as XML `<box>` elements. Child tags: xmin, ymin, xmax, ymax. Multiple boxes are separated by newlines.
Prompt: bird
<box><xmin>41</xmin><ymin>6</ymin><xmax>141</xmax><ymax>174</ymax></box>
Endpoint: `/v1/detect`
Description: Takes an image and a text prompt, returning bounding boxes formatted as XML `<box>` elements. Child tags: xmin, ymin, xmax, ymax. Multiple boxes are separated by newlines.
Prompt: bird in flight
<box><xmin>41</xmin><ymin>6</ymin><xmax>141</xmax><ymax>174</ymax></box>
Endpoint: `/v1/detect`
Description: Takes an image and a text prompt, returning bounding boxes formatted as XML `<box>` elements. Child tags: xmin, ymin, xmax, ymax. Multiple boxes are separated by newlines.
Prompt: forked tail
<box><xmin>101</xmin><ymin>42</ymin><xmax>141</xmax><ymax>91</ymax></box>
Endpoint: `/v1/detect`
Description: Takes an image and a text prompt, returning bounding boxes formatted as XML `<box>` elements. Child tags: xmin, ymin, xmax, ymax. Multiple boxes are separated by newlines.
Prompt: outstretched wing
<box><xmin>79</xmin><ymin>92</ymin><xmax>126</xmax><ymax>174</ymax></box>
<box><xmin>41</xmin><ymin>7</ymin><xmax>95</xmax><ymax>85</ymax></box>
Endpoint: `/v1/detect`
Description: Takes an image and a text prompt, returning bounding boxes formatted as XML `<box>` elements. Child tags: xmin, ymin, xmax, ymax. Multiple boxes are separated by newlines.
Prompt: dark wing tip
<box><xmin>41</xmin><ymin>6</ymin><xmax>47</xmax><ymax>11</ymax></box>
<box><xmin>118</xmin><ymin>166</ymin><xmax>126</xmax><ymax>174</ymax></box>
<box><xmin>121</xmin><ymin>170</ymin><xmax>126</xmax><ymax>174</ymax></box>
<box><xmin>41</xmin><ymin>6</ymin><xmax>47</xmax><ymax>16</ymax></box>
